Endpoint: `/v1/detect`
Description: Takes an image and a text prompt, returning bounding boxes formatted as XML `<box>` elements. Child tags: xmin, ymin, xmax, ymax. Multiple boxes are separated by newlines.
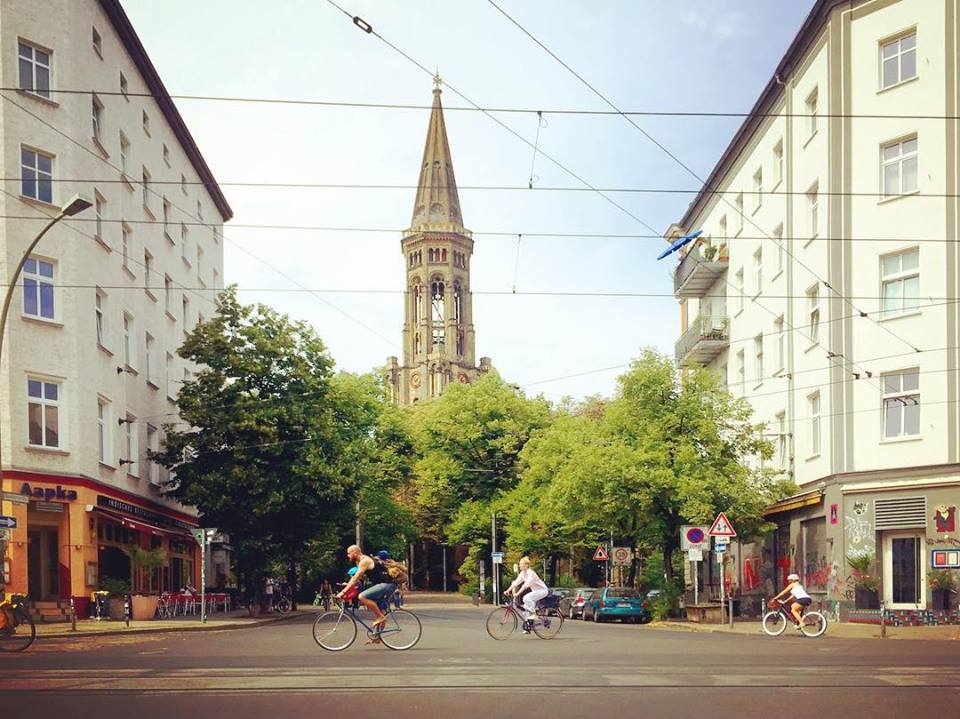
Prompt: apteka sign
<box><xmin>20</xmin><ymin>483</ymin><xmax>78</xmax><ymax>502</ymax></box>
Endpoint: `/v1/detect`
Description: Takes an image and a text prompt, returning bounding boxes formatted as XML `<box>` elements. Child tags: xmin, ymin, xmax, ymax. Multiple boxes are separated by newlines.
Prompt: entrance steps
<box><xmin>28</xmin><ymin>600</ymin><xmax>71</xmax><ymax>623</ymax></box>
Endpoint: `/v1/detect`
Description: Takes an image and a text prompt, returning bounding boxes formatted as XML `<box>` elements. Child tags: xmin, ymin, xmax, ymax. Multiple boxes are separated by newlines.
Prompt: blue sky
<box><xmin>123</xmin><ymin>0</ymin><xmax>815</xmax><ymax>400</ymax></box>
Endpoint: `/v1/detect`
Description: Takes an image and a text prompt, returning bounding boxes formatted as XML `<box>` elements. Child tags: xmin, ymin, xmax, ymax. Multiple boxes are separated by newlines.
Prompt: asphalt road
<box><xmin>2</xmin><ymin>605</ymin><xmax>959</xmax><ymax>718</ymax></box>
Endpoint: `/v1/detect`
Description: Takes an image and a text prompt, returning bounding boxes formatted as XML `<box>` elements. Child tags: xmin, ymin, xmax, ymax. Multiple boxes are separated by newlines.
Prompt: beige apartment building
<box><xmin>669</xmin><ymin>0</ymin><xmax>959</xmax><ymax>618</ymax></box>
<box><xmin>0</xmin><ymin>0</ymin><xmax>231</xmax><ymax>617</ymax></box>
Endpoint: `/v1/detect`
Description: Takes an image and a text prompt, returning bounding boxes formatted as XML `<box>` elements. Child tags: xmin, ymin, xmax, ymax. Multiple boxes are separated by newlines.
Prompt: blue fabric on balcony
<box><xmin>656</xmin><ymin>229</ymin><xmax>702</xmax><ymax>260</ymax></box>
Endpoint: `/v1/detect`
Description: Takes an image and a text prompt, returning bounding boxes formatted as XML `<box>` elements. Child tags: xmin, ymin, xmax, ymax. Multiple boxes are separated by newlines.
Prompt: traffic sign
<box><xmin>612</xmin><ymin>547</ymin><xmax>632</xmax><ymax>566</ymax></box>
<box><xmin>0</xmin><ymin>516</ymin><xmax>17</xmax><ymax>529</ymax></box>
<box><xmin>708</xmin><ymin>511</ymin><xmax>737</xmax><ymax>537</ymax></box>
<box><xmin>593</xmin><ymin>545</ymin><xmax>609</xmax><ymax>562</ymax></box>
<box><xmin>687</xmin><ymin>548</ymin><xmax>703</xmax><ymax>562</ymax></box>
<box><xmin>714</xmin><ymin>535</ymin><xmax>730</xmax><ymax>547</ymax></box>
<box><xmin>193</xmin><ymin>527</ymin><xmax>217</xmax><ymax>546</ymax></box>
<box><xmin>492</xmin><ymin>552</ymin><xmax>504</xmax><ymax>564</ymax></box>
<box><xmin>715</xmin><ymin>544</ymin><xmax>727</xmax><ymax>554</ymax></box>
<box><xmin>681</xmin><ymin>525</ymin><xmax>710</xmax><ymax>550</ymax></box>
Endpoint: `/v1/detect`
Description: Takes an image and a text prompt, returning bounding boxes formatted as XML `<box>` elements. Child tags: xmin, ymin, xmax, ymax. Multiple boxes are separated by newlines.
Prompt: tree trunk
<box><xmin>287</xmin><ymin>555</ymin><xmax>298</xmax><ymax>611</ymax></box>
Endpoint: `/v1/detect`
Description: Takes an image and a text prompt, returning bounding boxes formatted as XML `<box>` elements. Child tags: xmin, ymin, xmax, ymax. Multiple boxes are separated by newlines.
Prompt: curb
<box><xmin>34</xmin><ymin>609</ymin><xmax>308</xmax><ymax>641</ymax></box>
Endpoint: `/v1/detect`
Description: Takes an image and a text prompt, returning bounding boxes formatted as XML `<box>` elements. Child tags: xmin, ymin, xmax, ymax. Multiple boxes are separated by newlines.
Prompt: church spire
<box><xmin>408</xmin><ymin>76</ymin><xmax>464</xmax><ymax>233</ymax></box>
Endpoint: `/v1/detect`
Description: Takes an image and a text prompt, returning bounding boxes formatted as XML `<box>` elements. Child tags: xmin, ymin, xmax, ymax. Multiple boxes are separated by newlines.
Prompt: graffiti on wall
<box><xmin>845</xmin><ymin>500</ymin><xmax>875</xmax><ymax>558</ymax></box>
<box><xmin>935</xmin><ymin>505</ymin><xmax>956</xmax><ymax>533</ymax></box>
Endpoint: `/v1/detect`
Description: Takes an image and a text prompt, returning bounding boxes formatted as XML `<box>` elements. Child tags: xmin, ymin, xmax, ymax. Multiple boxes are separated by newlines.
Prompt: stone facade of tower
<box><xmin>388</xmin><ymin>81</ymin><xmax>491</xmax><ymax>405</ymax></box>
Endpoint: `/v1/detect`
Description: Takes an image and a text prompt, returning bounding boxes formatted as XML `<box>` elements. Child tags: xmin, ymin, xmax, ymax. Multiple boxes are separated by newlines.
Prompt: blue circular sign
<box><xmin>686</xmin><ymin>527</ymin><xmax>705</xmax><ymax>544</ymax></box>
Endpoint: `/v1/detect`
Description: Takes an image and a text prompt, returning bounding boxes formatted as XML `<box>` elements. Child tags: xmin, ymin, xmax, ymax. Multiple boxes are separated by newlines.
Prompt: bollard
<box><xmin>70</xmin><ymin>596</ymin><xmax>77</xmax><ymax>632</ymax></box>
<box><xmin>124</xmin><ymin>594</ymin><xmax>131</xmax><ymax>628</ymax></box>
<box><xmin>880</xmin><ymin>600</ymin><xmax>887</xmax><ymax>639</ymax></box>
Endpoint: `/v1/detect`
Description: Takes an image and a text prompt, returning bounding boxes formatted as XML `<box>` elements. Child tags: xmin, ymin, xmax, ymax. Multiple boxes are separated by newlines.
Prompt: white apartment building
<box><xmin>670</xmin><ymin>0</ymin><xmax>959</xmax><ymax>617</ymax></box>
<box><xmin>0</xmin><ymin>0</ymin><xmax>231</xmax><ymax>615</ymax></box>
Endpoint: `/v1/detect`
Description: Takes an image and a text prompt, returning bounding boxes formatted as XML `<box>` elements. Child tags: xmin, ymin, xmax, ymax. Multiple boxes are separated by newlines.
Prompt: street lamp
<box><xmin>0</xmin><ymin>195</ymin><xmax>92</xmax><ymax>498</ymax></box>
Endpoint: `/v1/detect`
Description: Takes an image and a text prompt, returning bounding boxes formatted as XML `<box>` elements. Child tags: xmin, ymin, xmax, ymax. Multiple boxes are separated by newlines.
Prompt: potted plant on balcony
<box><xmin>847</xmin><ymin>554</ymin><xmax>880</xmax><ymax>609</ymax></box>
<box><xmin>703</xmin><ymin>242</ymin><xmax>717</xmax><ymax>262</ymax></box>
<box><xmin>717</xmin><ymin>242</ymin><xmax>729</xmax><ymax>261</ymax></box>
<box><xmin>126</xmin><ymin>547</ymin><xmax>167</xmax><ymax>620</ymax></box>
<box><xmin>929</xmin><ymin>569</ymin><xmax>956</xmax><ymax>611</ymax></box>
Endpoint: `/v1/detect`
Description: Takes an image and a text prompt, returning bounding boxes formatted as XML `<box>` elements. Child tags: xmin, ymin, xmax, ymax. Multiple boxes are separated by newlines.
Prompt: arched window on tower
<box><xmin>415</xmin><ymin>333</ymin><xmax>421</xmax><ymax>356</ymax></box>
<box><xmin>431</xmin><ymin>278</ymin><xmax>445</xmax><ymax>349</ymax></box>
<box><xmin>457</xmin><ymin>330</ymin><xmax>464</xmax><ymax>356</ymax></box>
<box><xmin>441</xmin><ymin>248</ymin><xmax>448</xmax><ymax>262</ymax></box>
<box><xmin>413</xmin><ymin>282</ymin><xmax>424</xmax><ymax>326</ymax></box>
<box><xmin>453</xmin><ymin>281</ymin><xmax>463</xmax><ymax>325</ymax></box>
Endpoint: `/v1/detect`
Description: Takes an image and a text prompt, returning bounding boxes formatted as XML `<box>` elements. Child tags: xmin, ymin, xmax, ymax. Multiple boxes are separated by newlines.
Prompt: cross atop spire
<box><xmin>409</xmin><ymin>79</ymin><xmax>464</xmax><ymax>234</ymax></box>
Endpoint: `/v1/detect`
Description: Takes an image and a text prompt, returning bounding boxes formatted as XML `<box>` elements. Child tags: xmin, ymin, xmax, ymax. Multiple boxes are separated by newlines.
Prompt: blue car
<box><xmin>582</xmin><ymin>587</ymin><xmax>651</xmax><ymax>624</ymax></box>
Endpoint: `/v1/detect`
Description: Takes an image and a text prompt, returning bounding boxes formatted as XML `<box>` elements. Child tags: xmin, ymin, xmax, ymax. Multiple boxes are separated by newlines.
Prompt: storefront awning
<box><xmin>762</xmin><ymin>489</ymin><xmax>824</xmax><ymax>517</ymax></box>
<box><xmin>94</xmin><ymin>507</ymin><xmax>194</xmax><ymax>537</ymax></box>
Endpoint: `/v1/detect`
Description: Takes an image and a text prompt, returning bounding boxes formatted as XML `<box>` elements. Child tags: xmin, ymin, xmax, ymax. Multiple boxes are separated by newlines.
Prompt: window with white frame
<box><xmin>754</xmin><ymin>334</ymin><xmax>764</xmax><ymax>384</ymax></box>
<box><xmin>119</xmin><ymin>132</ymin><xmax>130</xmax><ymax>176</ymax></box>
<box><xmin>164</xmin><ymin>275</ymin><xmax>173</xmax><ymax>314</ymax></box>
<box><xmin>775</xmin><ymin>316</ymin><xmax>785</xmax><ymax>371</ymax></box>
<box><xmin>92</xmin><ymin>26</ymin><xmax>102</xmax><ymax>56</ymax></box>
<box><xmin>775</xmin><ymin>411</ymin><xmax>787</xmax><ymax>468</ymax></box>
<box><xmin>737</xmin><ymin>350</ymin><xmax>746</xmax><ymax>394</ymax></box>
<box><xmin>121</xmin><ymin>222</ymin><xmax>131</xmax><ymax>272</ymax></box>
<box><xmin>808</xmin><ymin>392</ymin><xmax>821</xmax><ymax>456</ymax></box>
<box><xmin>773</xmin><ymin>139</ymin><xmax>783</xmax><ymax>186</ymax></box>
<box><xmin>124</xmin><ymin>412</ymin><xmax>138</xmax><ymax>476</ymax></box>
<box><xmin>752</xmin><ymin>168</ymin><xmax>762</xmax><ymax>211</ymax></box>
<box><xmin>21</xmin><ymin>147</ymin><xmax>53</xmax><ymax>203</ymax></box>
<box><xmin>94</xmin><ymin>191</ymin><xmax>105</xmax><ymax>243</ymax></box>
<box><xmin>141</xmin><ymin>167</ymin><xmax>151</xmax><ymax>210</ymax></box>
<box><xmin>23</xmin><ymin>256</ymin><xmax>55</xmax><ymax>320</ymax></box>
<box><xmin>736</xmin><ymin>268</ymin><xmax>744</xmax><ymax>313</ymax></box>
<box><xmin>145</xmin><ymin>332</ymin><xmax>156</xmax><ymax>385</ymax></box>
<box><xmin>182</xmin><ymin>296</ymin><xmax>190</xmax><ymax>335</ymax></box>
<box><xmin>27</xmin><ymin>378</ymin><xmax>60</xmax><ymax>448</ymax></box>
<box><xmin>807</xmin><ymin>284</ymin><xmax>820</xmax><ymax>344</ymax></box>
<box><xmin>18</xmin><ymin>41</ymin><xmax>52</xmax><ymax>98</ymax></box>
<box><xmin>807</xmin><ymin>183</ymin><xmax>819</xmax><ymax>240</ymax></box>
<box><xmin>805</xmin><ymin>89</ymin><xmax>818</xmax><ymax>140</ymax></box>
<box><xmin>165</xmin><ymin>352</ymin><xmax>175</xmax><ymax>399</ymax></box>
<box><xmin>735</xmin><ymin>193</ymin><xmax>744</xmax><ymax>233</ymax></box>
<box><xmin>881</xmin><ymin>247</ymin><xmax>919</xmax><ymax>317</ymax></box>
<box><xmin>719</xmin><ymin>215</ymin><xmax>728</xmax><ymax>239</ymax></box>
<box><xmin>95</xmin><ymin>290</ymin><xmax>107</xmax><ymax>348</ymax></box>
<box><xmin>197</xmin><ymin>245</ymin><xmax>204</xmax><ymax>283</ymax></box>
<box><xmin>92</xmin><ymin>94</ymin><xmax>104</xmax><ymax>142</ymax></box>
<box><xmin>881</xmin><ymin>32</ymin><xmax>916</xmax><ymax>89</ymax></box>
<box><xmin>122</xmin><ymin>313</ymin><xmax>134</xmax><ymax>368</ymax></box>
<box><xmin>774</xmin><ymin>224</ymin><xmax>784</xmax><ymax>275</ymax></box>
<box><xmin>98</xmin><ymin>397</ymin><xmax>111</xmax><ymax>464</ymax></box>
<box><xmin>144</xmin><ymin>250</ymin><xmax>154</xmax><ymax>295</ymax></box>
<box><xmin>119</xmin><ymin>71</ymin><xmax>128</xmax><ymax>99</ymax></box>
<box><xmin>162</xmin><ymin>198</ymin><xmax>171</xmax><ymax>237</ymax></box>
<box><xmin>181</xmin><ymin>223</ymin><xmax>189</xmax><ymax>261</ymax></box>
<box><xmin>881</xmin><ymin>137</ymin><xmax>918</xmax><ymax>197</ymax></box>
<box><xmin>883</xmin><ymin>369</ymin><xmax>920</xmax><ymax>438</ymax></box>
<box><xmin>753</xmin><ymin>247</ymin><xmax>763</xmax><ymax>295</ymax></box>
<box><xmin>146</xmin><ymin>424</ymin><xmax>159</xmax><ymax>484</ymax></box>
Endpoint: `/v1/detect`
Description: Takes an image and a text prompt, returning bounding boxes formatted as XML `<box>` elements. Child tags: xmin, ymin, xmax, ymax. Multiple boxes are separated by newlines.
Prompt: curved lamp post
<box><xmin>0</xmin><ymin>195</ymin><xmax>91</xmax><ymax>505</ymax></box>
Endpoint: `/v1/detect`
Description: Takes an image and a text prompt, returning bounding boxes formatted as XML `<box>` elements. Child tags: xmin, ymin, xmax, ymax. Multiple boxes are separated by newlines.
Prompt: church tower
<box><xmin>388</xmin><ymin>77</ymin><xmax>491</xmax><ymax>404</ymax></box>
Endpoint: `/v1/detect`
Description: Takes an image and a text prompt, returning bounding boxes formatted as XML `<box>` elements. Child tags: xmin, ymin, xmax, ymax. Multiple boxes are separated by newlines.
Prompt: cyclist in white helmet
<box><xmin>772</xmin><ymin>573</ymin><xmax>812</xmax><ymax>629</ymax></box>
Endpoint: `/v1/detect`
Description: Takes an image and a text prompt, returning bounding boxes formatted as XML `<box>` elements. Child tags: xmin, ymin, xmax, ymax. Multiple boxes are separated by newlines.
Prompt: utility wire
<box><xmin>485</xmin><ymin>0</ymin><xmax>922</xmax><ymax>357</ymax></box>
<box><xmin>11</xmin><ymin>87</ymin><xmax>960</xmax><ymax>120</ymax></box>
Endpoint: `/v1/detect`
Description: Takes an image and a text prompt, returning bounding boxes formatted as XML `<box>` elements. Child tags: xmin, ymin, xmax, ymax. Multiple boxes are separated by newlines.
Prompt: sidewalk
<box><xmin>647</xmin><ymin>618</ymin><xmax>960</xmax><ymax>640</ymax></box>
<box><xmin>32</xmin><ymin>607</ymin><xmax>309</xmax><ymax>639</ymax></box>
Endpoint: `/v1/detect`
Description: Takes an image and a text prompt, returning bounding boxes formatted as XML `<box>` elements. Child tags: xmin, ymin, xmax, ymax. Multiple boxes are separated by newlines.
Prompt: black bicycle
<box><xmin>0</xmin><ymin>594</ymin><xmax>36</xmax><ymax>652</ymax></box>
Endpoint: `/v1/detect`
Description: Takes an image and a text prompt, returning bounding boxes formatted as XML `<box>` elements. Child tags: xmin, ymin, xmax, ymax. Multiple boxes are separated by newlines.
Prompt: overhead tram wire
<box><xmin>3</xmin><ymin>213</ymin><xmax>953</xmax><ymax>244</ymax></box>
<box><xmin>484</xmin><ymin>0</ymin><xmax>922</xmax><ymax>357</ymax></box>
<box><xmin>0</xmin><ymin>92</ymin><xmax>402</xmax><ymax>354</ymax></box>
<box><xmin>8</xmin><ymin>87</ymin><xmax>960</xmax><ymax>121</ymax></box>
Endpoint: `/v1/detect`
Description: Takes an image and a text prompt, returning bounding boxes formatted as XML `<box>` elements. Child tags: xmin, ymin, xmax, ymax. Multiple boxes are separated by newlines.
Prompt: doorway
<box><xmin>27</xmin><ymin>528</ymin><xmax>60</xmax><ymax>601</ymax></box>
<box><xmin>883</xmin><ymin>532</ymin><xmax>925</xmax><ymax>609</ymax></box>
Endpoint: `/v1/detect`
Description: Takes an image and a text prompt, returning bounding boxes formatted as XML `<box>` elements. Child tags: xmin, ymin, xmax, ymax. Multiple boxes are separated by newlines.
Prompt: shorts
<box><xmin>796</xmin><ymin>597</ymin><xmax>812</xmax><ymax>607</ymax></box>
<box><xmin>359</xmin><ymin>582</ymin><xmax>397</xmax><ymax>603</ymax></box>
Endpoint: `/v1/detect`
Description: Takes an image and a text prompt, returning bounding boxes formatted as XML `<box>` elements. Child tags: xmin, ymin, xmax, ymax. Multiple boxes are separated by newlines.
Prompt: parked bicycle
<box><xmin>762</xmin><ymin>598</ymin><xmax>828</xmax><ymax>638</ymax></box>
<box><xmin>486</xmin><ymin>594</ymin><xmax>564</xmax><ymax>640</ymax></box>
<box><xmin>0</xmin><ymin>594</ymin><xmax>36</xmax><ymax>652</ymax></box>
<box><xmin>312</xmin><ymin>592</ymin><xmax>421</xmax><ymax>651</ymax></box>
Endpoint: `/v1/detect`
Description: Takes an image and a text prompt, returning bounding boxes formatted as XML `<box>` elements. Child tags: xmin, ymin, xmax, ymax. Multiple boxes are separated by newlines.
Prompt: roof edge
<box><xmin>678</xmin><ymin>0</ymin><xmax>850</xmax><ymax>231</ymax></box>
<box><xmin>99</xmin><ymin>0</ymin><xmax>233</xmax><ymax>221</ymax></box>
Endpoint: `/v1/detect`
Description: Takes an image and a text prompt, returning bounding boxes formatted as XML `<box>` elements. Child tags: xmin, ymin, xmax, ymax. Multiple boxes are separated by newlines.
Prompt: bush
<box><xmin>553</xmin><ymin>573</ymin><xmax>578</xmax><ymax>588</ymax></box>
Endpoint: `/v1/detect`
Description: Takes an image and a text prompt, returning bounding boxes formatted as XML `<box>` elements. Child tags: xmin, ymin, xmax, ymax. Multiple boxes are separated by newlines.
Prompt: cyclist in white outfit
<box><xmin>772</xmin><ymin>573</ymin><xmax>812</xmax><ymax>629</ymax></box>
<box><xmin>505</xmin><ymin>556</ymin><xmax>549</xmax><ymax>632</ymax></box>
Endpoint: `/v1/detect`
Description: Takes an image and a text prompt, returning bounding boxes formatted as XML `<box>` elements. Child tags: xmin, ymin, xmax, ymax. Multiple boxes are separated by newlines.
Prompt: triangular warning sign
<box><xmin>593</xmin><ymin>545</ymin><xmax>609</xmax><ymax>561</ymax></box>
<box><xmin>708</xmin><ymin>511</ymin><xmax>737</xmax><ymax>537</ymax></box>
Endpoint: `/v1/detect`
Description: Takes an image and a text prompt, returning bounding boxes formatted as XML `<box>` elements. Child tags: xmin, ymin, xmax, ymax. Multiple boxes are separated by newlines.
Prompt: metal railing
<box><xmin>674</xmin><ymin>241</ymin><xmax>727</xmax><ymax>294</ymax></box>
<box><xmin>675</xmin><ymin>315</ymin><xmax>730</xmax><ymax>363</ymax></box>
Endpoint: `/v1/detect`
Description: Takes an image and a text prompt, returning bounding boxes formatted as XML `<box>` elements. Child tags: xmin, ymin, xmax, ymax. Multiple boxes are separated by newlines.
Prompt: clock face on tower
<box><xmin>410</xmin><ymin>372</ymin><xmax>421</xmax><ymax>388</ymax></box>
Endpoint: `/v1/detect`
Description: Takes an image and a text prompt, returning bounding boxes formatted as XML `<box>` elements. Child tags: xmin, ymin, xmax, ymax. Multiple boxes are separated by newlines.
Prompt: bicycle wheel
<box><xmin>276</xmin><ymin>597</ymin><xmax>292</xmax><ymax>614</ymax></box>
<box><xmin>486</xmin><ymin>606</ymin><xmax>517</xmax><ymax>640</ymax></box>
<box><xmin>800</xmin><ymin>611</ymin><xmax>828</xmax><ymax>638</ymax></box>
<box><xmin>0</xmin><ymin>617</ymin><xmax>36</xmax><ymax>653</ymax></box>
<box><xmin>312</xmin><ymin>610</ymin><xmax>357</xmax><ymax>651</ymax></box>
<box><xmin>533</xmin><ymin>608</ymin><xmax>563</xmax><ymax>640</ymax></box>
<box><xmin>379</xmin><ymin>609</ymin><xmax>422</xmax><ymax>650</ymax></box>
<box><xmin>761</xmin><ymin>610</ymin><xmax>788</xmax><ymax>636</ymax></box>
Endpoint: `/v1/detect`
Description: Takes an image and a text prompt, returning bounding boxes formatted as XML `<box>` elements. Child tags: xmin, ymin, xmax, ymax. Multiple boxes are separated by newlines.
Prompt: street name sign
<box><xmin>708</xmin><ymin>511</ymin><xmax>737</xmax><ymax>537</ymax></box>
<box><xmin>681</xmin><ymin>525</ymin><xmax>710</xmax><ymax>551</ymax></box>
<box><xmin>593</xmin><ymin>545</ymin><xmax>609</xmax><ymax>562</ymax></box>
<box><xmin>0</xmin><ymin>516</ymin><xmax>17</xmax><ymax>529</ymax></box>
<box><xmin>492</xmin><ymin>552</ymin><xmax>504</xmax><ymax>564</ymax></box>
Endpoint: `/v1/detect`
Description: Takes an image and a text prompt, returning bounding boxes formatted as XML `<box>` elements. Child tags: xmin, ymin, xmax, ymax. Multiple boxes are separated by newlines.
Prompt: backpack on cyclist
<box><xmin>383</xmin><ymin>558</ymin><xmax>408</xmax><ymax>586</ymax></box>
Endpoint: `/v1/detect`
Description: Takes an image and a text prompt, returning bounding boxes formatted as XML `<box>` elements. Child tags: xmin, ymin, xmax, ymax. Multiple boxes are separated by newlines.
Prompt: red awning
<box><xmin>94</xmin><ymin>507</ymin><xmax>194</xmax><ymax>537</ymax></box>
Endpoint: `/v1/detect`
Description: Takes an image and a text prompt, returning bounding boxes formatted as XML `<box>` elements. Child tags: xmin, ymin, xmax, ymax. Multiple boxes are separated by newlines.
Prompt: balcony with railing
<box><xmin>674</xmin><ymin>240</ymin><xmax>729</xmax><ymax>297</ymax></box>
<box><xmin>675</xmin><ymin>314</ymin><xmax>730</xmax><ymax>365</ymax></box>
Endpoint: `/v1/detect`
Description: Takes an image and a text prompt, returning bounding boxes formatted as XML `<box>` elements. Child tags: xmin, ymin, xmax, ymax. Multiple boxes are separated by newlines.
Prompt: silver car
<box><xmin>558</xmin><ymin>588</ymin><xmax>596</xmax><ymax>619</ymax></box>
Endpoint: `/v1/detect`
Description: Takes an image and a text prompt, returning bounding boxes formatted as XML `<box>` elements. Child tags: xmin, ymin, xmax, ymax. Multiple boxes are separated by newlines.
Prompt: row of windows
<box><xmin>407</xmin><ymin>248</ymin><xmax>469</xmax><ymax>268</ymax></box>
<box><xmin>28</xmin><ymin>377</ymin><xmax>166</xmax><ymax>484</ymax></box>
